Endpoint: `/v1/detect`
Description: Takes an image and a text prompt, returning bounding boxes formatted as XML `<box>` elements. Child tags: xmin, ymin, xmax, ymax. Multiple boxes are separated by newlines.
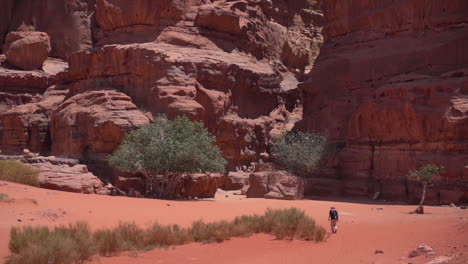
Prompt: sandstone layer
<box><xmin>298</xmin><ymin>0</ymin><xmax>468</xmax><ymax>203</ymax></box>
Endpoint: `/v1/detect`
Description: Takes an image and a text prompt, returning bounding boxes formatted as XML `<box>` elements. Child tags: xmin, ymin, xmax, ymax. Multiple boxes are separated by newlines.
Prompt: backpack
<box><xmin>330</xmin><ymin>210</ymin><xmax>338</xmax><ymax>220</ymax></box>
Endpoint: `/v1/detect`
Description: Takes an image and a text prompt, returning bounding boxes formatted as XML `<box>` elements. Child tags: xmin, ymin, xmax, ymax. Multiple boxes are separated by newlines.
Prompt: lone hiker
<box><xmin>328</xmin><ymin>206</ymin><xmax>339</xmax><ymax>233</ymax></box>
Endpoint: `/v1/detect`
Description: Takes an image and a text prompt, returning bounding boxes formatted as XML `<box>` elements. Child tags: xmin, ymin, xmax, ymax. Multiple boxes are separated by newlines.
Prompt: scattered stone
<box><xmin>409</xmin><ymin>245</ymin><xmax>434</xmax><ymax>258</ymax></box>
<box><xmin>30</xmin><ymin>218</ymin><xmax>34</xmax><ymax>221</ymax></box>
<box><xmin>375</xmin><ymin>250</ymin><xmax>384</xmax><ymax>254</ymax></box>
<box><xmin>449</xmin><ymin>203</ymin><xmax>456</xmax><ymax>207</ymax></box>
<box><xmin>17</xmin><ymin>219</ymin><xmax>22</xmax><ymax>222</ymax></box>
<box><xmin>425</xmin><ymin>256</ymin><xmax>453</xmax><ymax>264</ymax></box>
<box><xmin>460</xmin><ymin>206</ymin><xmax>466</xmax><ymax>209</ymax></box>
<box><xmin>225</xmin><ymin>195</ymin><xmax>229</xmax><ymax>198</ymax></box>
<box><xmin>373</xmin><ymin>192</ymin><xmax>380</xmax><ymax>200</ymax></box>
<box><xmin>166</xmin><ymin>204</ymin><xmax>171</xmax><ymax>206</ymax></box>
<box><xmin>426</xmin><ymin>252</ymin><xmax>436</xmax><ymax>257</ymax></box>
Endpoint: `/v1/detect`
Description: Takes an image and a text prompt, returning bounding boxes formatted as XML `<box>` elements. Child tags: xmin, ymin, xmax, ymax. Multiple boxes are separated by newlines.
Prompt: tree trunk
<box><xmin>419</xmin><ymin>184</ymin><xmax>427</xmax><ymax>206</ymax></box>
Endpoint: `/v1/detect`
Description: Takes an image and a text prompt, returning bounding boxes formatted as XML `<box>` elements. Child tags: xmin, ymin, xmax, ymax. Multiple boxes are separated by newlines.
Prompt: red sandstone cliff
<box><xmin>0</xmin><ymin>0</ymin><xmax>322</xmax><ymax>172</ymax></box>
<box><xmin>298</xmin><ymin>0</ymin><xmax>468</xmax><ymax>203</ymax></box>
<box><xmin>0</xmin><ymin>0</ymin><xmax>466</xmax><ymax>203</ymax></box>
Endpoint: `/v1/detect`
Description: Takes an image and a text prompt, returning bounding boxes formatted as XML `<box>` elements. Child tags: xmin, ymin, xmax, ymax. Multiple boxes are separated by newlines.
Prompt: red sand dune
<box><xmin>0</xmin><ymin>181</ymin><xmax>467</xmax><ymax>264</ymax></box>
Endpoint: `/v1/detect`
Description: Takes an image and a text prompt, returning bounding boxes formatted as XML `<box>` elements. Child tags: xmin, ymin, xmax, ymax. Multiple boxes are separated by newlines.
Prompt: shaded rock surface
<box><xmin>3</xmin><ymin>31</ymin><xmax>51</xmax><ymax>70</ymax></box>
<box><xmin>246</xmin><ymin>170</ymin><xmax>304</xmax><ymax>200</ymax></box>
<box><xmin>1</xmin><ymin>0</ymin><xmax>96</xmax><ymax>59</ymax></box>
<box><xmin>297</xmin><ymin>0</ymin><xmax>468</xmax><ymax>203</ymax></box>
<box><xmin>223</xmin><ymin>171</ymin><xmax>250</xmax><ymax>190</ymax></box>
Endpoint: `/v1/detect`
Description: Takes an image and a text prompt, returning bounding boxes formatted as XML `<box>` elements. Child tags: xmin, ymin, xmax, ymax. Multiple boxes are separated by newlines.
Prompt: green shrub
<box><xmin>0</xmin><ymin>160</ymin><xmax>39</xmax><ymax>186</ymax></box>
<box><xmin>108</xmin><ymin>115</ymin><xmax>227</xmax><ymax>198</ymax></box>
<box><xmin>8</xmin><ymin>208</ymin><xmax>326</xmax><ymax>262</ymax></box>
<box><xmin>409</xmin><ymin>164</ymin><xmax>445</xmax><ymax>211</ymax></box>
<box><xmin>271</xmin><ymin>131</ymin><xmax>326</xmax><ymax>177</ymax></box>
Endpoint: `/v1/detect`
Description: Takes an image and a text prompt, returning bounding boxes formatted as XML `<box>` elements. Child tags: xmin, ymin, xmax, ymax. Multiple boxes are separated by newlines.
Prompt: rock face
<box><xmin>3</xmin><ymin>31</ymin><xmax>51</xmax><ymax>70</ymax></box>
<box><xmin>50</xmin><ymin>90</ymin><xmax>151</xmax><ymax>159</ymax></box>
<box><xmin>1</xmin><ymin>0</ymin><xmax>322</xmax><ymax>177</ymax></box>
<box><xmin>2</xmin><ymin>0</ymin><xmax>95</xmax><ymax>59</ymax></box>
<box><xmin>0</xmin><ymin>86</ymin><xmax>67</xmax><ymax>154</ymax></box>
<box><xmin>298</xmin><ymin>0</ymin><xmax>468</xmax><ymax>203</ymax></box>
<box><xmin>246</xmin><ymin>170</ymin><xmax>304</xmax><ymax>200</ymax></box>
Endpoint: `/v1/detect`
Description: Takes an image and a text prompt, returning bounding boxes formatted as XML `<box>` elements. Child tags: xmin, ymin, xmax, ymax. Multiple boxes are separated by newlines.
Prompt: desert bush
<box><xmin>0</xmin><ymin>160</ymin><xmax>39</xmax><ymax>187</ymax></box>
<box><xmin>271</xmin><ymin>131</ymin><xmax>326</xmax><ymax>177</ymax></box>
<box><xmin>8</xmin><ymin>208</ymin><xmax>326</xmax><ymax>262</ymax></box>
<box><xmin>108</xmin><ymin>115</ymin><xmax>227</xmax><ymax>198</ymax></box>
<box><xmin>8</xmin><ymin>223</ymin><xmax>94</xmax><ymax>264</ymax></box>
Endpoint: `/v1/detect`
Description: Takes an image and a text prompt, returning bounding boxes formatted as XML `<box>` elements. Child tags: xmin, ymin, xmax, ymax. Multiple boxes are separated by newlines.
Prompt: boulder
<box><xmin>246</xmin><ymin>170</ymin><xmax>304</xmax><ymax>200</ymax></box>
<box><xmin>183</xmin><ymin>173</ymin><xmax>224</xmax><ymax>199</ymax></box>
<box><xmin>3</xmin><ymin>31</ymin><xmax>51</xmax><ymax>70</ymax></box>
<box><xmin>408</xmin><ymin>244</ymin><xmax>434</xmax><ymax>258</ymax></box>
<box><xmin>29</xmin><ymin>161</ymin><xmax>109</xmax><ymax>195</ymax></box>
<box><xmin>5</xmin><ymin>0</ymin><xmax>95</xmax><ymax>59</ymax></box>
<box><xmin>223</xmin><ymin>171</ymin><xmax>249</xmax><ymax>190</ymax></box>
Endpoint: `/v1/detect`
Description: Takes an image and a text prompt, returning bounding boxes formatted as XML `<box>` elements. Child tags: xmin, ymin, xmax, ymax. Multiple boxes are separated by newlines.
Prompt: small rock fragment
<box><xmin>375</xmin><ymin>250</ymin><xmax>384</xmax><ymax>254</ymax></box>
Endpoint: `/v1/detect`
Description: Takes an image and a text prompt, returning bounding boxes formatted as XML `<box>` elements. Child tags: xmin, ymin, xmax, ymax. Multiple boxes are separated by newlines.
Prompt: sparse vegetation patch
<box><xmin>8</xmin><ymin>208</ymin><xmax>327</xmax><ymax>263</ymax></box>
<box><xmin>0</xmin><ymin>160</ymin><xmax>39</xmax><ymax>187</ymax></box>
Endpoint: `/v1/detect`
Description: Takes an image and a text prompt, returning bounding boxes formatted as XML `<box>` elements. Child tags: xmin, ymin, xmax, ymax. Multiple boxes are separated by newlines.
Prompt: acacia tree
<box><xmin>271</xmin><ymin>131</ymin><xmax>326</xmax><ymax>178</ymax></box>
<box><xmin>108</xmin><ymin>116</ymin><xmax>227</xmax><ymax>199</ymax></box>
<box><xmin>408</xmin><ymin>164</ymin><xmax>444</xmax><ymax>213</ymax></box>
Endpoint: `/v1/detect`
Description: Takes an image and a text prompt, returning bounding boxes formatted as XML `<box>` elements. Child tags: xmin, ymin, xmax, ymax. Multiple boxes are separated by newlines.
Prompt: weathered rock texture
<box><xmin>31</xmin><ymin>161</ymin><xmax>109</xmax><ymax>194</ymax></box>
<box><xmin>1</xmin><ymin>0</ymin><xmax>322</xmax><ymax>175</ymax></box>
<box><xmin>298</xmin><ymin>0</ymin><xmax>468</xmax><ymax>203</ymax></box>
<box><xmin>0</xmin><ymin>155</ymin><xmax>109</xmax><ymax>194</ymax></box>
<box><xmin>1</xmin><ymin>0</ymin><xmax>96</xmax><ymax>59</ymax></box>
<box><xmin>50</xmin><ymin>90</ymin><xmax>151</xmax><ymax>159</ymax></box>
<box><xmin>246</xmin><ymin>170</ymin><xmax>304</xmax><ymax>200</ymax></box>
<box><xmin>3</xmin><ymin>31</ymin><xmax>51</xmax><ymax>70</ymax></box>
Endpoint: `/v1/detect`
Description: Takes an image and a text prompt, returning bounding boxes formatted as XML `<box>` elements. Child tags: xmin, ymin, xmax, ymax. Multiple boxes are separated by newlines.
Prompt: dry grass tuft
<box><xmin>8</xmin><ymin>208</ymin><xmax>326</xmax><ymax>263</ymax></box>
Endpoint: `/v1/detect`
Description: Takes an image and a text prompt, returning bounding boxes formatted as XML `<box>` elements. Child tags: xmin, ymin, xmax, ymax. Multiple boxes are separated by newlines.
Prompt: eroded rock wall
<box><xmin>298</xmin><ymin>0</ymin><xmax>468</xmax><ymax>203</ymax></box>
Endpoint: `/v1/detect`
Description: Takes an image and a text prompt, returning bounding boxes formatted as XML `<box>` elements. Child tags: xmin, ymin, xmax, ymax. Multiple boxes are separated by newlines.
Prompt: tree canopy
<box><xmin>271</xmin><ymin>131</ymin><xmax>326</xmax><ymax>177</ymax></box>
<box><xmin>108</xmin><ymin>116</ymin><xmax>227</xmax><ymax>176</ymax></box>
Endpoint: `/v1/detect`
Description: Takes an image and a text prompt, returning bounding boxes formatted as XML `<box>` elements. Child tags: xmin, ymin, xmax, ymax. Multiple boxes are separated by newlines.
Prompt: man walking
<box><xmin>328</xmin><ymin>206</ymin><xmax>339</xmax><ymax>233</ymax></box>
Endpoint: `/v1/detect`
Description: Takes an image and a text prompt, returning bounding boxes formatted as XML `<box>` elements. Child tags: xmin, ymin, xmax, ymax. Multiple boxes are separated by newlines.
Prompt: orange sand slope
<box><xmin>0</xmin><ymin>181</ymin><xmax>467</xmax><ymax>264</ymax></box>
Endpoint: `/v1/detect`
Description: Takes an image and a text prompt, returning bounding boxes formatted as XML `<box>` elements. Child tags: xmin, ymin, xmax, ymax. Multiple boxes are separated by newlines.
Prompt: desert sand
<box><xmin>0</xmin><ymin>181</ymin><xmax>466</xmax><ymax>264</ymax></box>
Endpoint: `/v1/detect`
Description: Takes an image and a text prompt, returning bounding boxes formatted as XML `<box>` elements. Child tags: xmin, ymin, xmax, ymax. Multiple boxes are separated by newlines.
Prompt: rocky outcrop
<box><xmin>50</xmin><ymin>90</ymin><xmax>151</xmax><ymax>160</ymax></box>
<box><xmin>0</xmin><ymin>86</ymin><xmax>68</xmax><ymax>154</ymax></box>
<box><xmin>0</xmin><ymin>155</ymin><xmax>109</xmax><ymax>194</ymax></box>
<box><xmin>3</xmin><ymin>31</ymin><xmax>51</xmax><ymax>70</ymax></box>
<box><xmin>0</xmin><ymin>57</ymin><xmax>68</xmax><ymax>154</ymax></box>
<box><xmin>3</xmin><ymin>0</ymin><xmax>95</xmax><ymax>59</ymax></box>
<box><xmin>183</xmin><ymin>173</ymin><xmax>224</xmax><ymax>199</ymax></box>
<box><xmin>60</xmin><ymin>41</ymin><xmax>301</xmax><ymax>165</ymax></box>
<box><xmin>223</xmin><ymin>171</ymin><xmax>249</xmax><ymax>190</ymax></box>
<box><xmin>298</xmin><ymin>0</ymin><xmax>468</xmax><ymax>203</ymax></box>
<box><xmin>30</xmin><ymin>161</ymin><xmax>109</xmax><ymax>195</ymax></box>
<box><xmin>246</xmin><ymin>170</ymin><xmax>304</xmax><ymax>200</ymax></box>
